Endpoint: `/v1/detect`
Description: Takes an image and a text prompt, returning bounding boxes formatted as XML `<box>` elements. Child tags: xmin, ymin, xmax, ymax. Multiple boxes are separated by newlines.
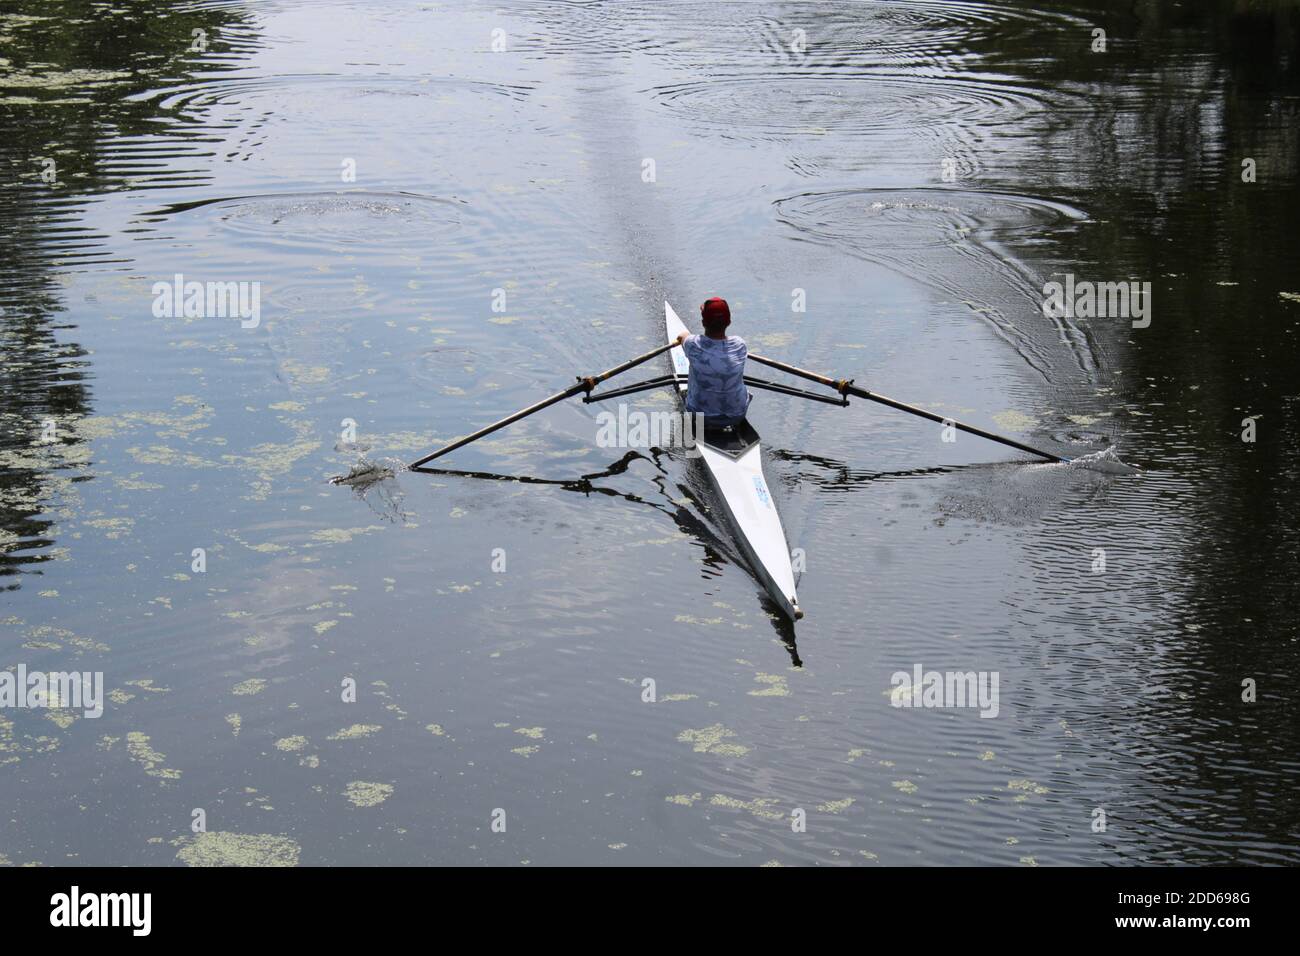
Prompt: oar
<box><xmin>748</xmin><ymin>352</ymin><xmax>1071</xmax><ymax>464</ymax></box>
<box><xmin>408</xmin><ymin>341</ymin><xmax>676</xmax><ymax>469</ymax></box>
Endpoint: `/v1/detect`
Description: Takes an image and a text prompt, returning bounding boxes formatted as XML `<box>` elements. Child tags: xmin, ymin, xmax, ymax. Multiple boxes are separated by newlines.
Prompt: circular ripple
<box><xmin>775</xmin><ymin>187</ymin><xmax>1086</xmax><ymax>250</ymax></box>
<box><xmin>774</xmin><ymin>187</ymin><xmax>1092</xmax><ymax>380</ymax></box>
<box><xmin>128</xmin><ymin>74</ymin><xmax>533</xmax><ymax>129</ymax></box>
<box><xmin>150</xmin><ymin>190</ymin><xmax>465</xmax><ymax>252</ymax></box>
<box><xmin>517</xmin><ymin>0</ymin><xmax>1084</xmax><ymax>66</ymax></box>
<box><xmin>643</xmin><ymin>72</ymin><xmax>1078</xmax><ymax>148</ymax></box>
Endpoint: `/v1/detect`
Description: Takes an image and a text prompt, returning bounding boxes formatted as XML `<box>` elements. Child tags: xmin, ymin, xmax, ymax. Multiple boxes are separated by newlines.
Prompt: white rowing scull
<box><xmin>663</xmin><ymin>301</ymin><xmax>802</xmax><ymax>620</ymax></box>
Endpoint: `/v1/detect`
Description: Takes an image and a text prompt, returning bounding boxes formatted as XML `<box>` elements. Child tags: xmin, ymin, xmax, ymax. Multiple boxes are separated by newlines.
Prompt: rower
<box><xmin>673</xmin><ymin>297</ymin><xmax>751</xmax><ymax>432</ymax></box>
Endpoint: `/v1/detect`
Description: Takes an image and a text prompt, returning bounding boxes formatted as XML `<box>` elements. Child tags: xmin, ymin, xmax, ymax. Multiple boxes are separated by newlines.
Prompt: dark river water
<box><xmin>2</xmin><ymin>0</ymin><xmax>1298</xmax><ymax>866</ymax></box>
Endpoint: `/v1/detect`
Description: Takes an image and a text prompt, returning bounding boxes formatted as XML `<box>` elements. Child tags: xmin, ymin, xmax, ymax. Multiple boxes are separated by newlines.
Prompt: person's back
<box><xmin>676</xmin><ymin>297</ymin><xmax>750</xmax><ymax>425</ymax></box>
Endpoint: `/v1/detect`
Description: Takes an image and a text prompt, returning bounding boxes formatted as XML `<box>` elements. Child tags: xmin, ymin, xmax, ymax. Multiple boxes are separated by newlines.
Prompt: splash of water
<box><xmin>329</xmin><ymin>457</ymin><xmax>397</xmax><ymax>487</ymax></box>
<box><xmin>329</xmin><ymin>457</ymin><xmax>408</xmax><ymax>522</ymax></box>
<box><xmin>1066</xmin><ymin>445</ymin><xmax>1140</xmax><ymax>476</ymax></box>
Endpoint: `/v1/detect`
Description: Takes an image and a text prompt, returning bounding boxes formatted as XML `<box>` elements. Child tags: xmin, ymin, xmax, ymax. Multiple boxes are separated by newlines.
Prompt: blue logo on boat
<box><xmin>752</xmin><ymin>475</ymin><xmax>771</xmax><ymax>508</ymax></box>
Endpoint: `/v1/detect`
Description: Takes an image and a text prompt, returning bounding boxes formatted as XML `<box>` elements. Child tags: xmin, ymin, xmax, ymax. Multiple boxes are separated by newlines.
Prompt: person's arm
<box><xmin>675</xmin><ymin>332</ymin><xmax>689</xmax><ymax>345</ymax></box>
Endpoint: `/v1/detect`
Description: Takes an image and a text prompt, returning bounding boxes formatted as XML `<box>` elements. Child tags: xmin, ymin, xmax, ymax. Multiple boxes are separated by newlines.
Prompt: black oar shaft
<box><xmin>748</xmin><ymin>352</ymin><xmax>1069</xmax><ymax>464</ymax></box>
<box><xmin>408</xmin><ymin>387</ymin><xmax>579</xmax><ymax>468</ymax></box>
<box><xmin>851</xmin><ymin>389</ymin><xmax>1068</xmax><ymax>463</ymax></box>
<box><xmin>408</xmin><ymin>341</ymin><xmax>676</xmax><ymax>469</ymax></box>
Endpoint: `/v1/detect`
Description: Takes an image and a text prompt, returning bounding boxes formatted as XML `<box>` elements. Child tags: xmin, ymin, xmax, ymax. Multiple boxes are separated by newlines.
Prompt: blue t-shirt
<box><xmin>682</xmin><ymin>334</ymin><xmax>749</xmax><ymax>420</ymax></box>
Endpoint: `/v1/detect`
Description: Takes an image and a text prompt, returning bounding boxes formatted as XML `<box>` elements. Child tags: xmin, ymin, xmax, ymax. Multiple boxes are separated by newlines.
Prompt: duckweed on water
<box><xmin>327</xmin><ymin>724</ymin><xmax>381</xmax><ymax>740</ymax></box>
<box><xmin>343</xmin><ymin>781</ymin><xmax>393</xmax><ymax>807</ymax></box>
<box><xmin>709</xmin><ymin>794</ymin><xmax>783</xmax><ymax>821</ymax></box>
<box><xmin>176</xmin><ymin>831</ymin><xmax>301</xmax><ymax>867</ymax></box>
<box><xmin>991</xmin><ymin>409</ymin><xmax>1041</xmax><ymax>432</ymax></box>
<box><xmin>125</xmin><ymin>732</ymin><xmax>180</xmax><ymax>780</ymax></box>
<box><xmin>125</xmin><ymin>679</ymin><xmax>169</xmax><ymax>694</ymax></box>
<box><xmin>748</xmin><ymin>673</ymin><xmax>789</xmax><ymax>697</ymax></box>
<box><xmin>677</xmin><ymin>724</ymin><xmax>749</xmax><ymax>757</ymax></box>
<box><xmin>1007</xmin><ymin>779</ymin><xmax>1049</xmax><ymax>798</ymax></box>
<box><xmin>817</xmin><ymin>798</ymin><xmax>855</xmax><ymax>814</ymax></box>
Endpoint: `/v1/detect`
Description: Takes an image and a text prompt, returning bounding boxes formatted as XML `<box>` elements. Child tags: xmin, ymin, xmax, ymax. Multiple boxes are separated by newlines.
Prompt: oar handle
<box><xmin>749</xmin><ymin>352</ymin><xmax>1069</xmax><ymax>464</ymax></box>
<box><xmin>748</xmin><ymin>353</ymin><xmax>847</xmax><ymax>391</ymax></box>
<box><xmin>407</xmin><ymin>341</ymin><xmax>677</xmax><ymax>469</ymax></box>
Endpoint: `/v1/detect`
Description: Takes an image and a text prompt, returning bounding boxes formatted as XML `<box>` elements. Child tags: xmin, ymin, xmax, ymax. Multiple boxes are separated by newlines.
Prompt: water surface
<box><xmin>2</xmin><ymin>0</ymin><xmax>1298</xmax><ymax>866</ymax></box>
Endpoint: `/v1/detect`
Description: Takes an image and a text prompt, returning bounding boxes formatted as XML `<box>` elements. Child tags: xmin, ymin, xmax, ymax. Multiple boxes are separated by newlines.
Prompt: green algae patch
<box><xmin>514</xmin><ymin>726</ymin><xmax>544</xmax><ymax>740</ymax></box>
<box><xmin>309</xmin><ymin>526</ymin><xmax>385</xmax><ymax>545</ymax></box>
<box><xmin>892</xmin><ymin>779</ymin><xmax>918</xmax><ymax>795</ymax></box>
<box><xmin>275</xmin><ymin>736</ymin><xmax>309</xmax><ymax>752</ymax></box>
<box><xmin>666</xmin><ymin>793</ymin><xmax>703</xmax><ymax>807</ymax></box>
<box><xmin>710</xmin><ymin>793</ymin><xmax>783</xmax><ymax>821</ymax></box>
<box><xmin>748</xmin><ymin>672</ymin><xmax>790</xmax><ymax>697</ymax></box>
<box><xmin>26</xmin><ymin>625</ymin><xmax>109</xmax><ymax>654</ymax></box>
<box><xmin>231</xmin><ymin>678</ymin><xmax>267</xmax><ymax>697</ymax></box>
<box><xmin>674</xmin><ymin>614</ymin><xmax>727</xmax><ymax>627</ymax></box>
<box><xmin>45</xmin><ymin>711</ymin><xmax>76</xmax><ymax>730</ymax></box>
<box><xmin>125</xmin><ymin>679</ymin><xmax>169</xmax><ymax>694</ymax></box>
<box><xmin>83</xmin><ymin>517</ymin><xmax>135</xmax><ymax>539</ymax></box>
<box><xmin>991</xmin><ymin>410</ymin><xmax>1039</xmax><ymax>432</ymax></box>
<box><xmin>344</xmin><ymin>781</ymin><xmax>393</xmax><ymax>807</ymax></box>
<box><xmin>225</xmin><ymin>714</ymin><xmax>242</xmax><ymax>736</ymax></box>
<box><xmin>126</xmin><ymin>732</ymin><xmax>181</xmax><ymax>780</ymax></box>
<box><xmin>1007</xmin><ymin>779</ymin><xmax>1049</xmax><ymax>800</ymax></box>
<box><xmin>327</xmin><ymin>724</ymin><xmax>381</xmax><ymax>741</ymax></box>
<box><xmin>176</xmin><ymin>831</ymin><xmax>300</xmax><ymax>867</ymax></box>
<box><xmin>817</xmin><ymin>797</ymin><xmax>855</xmax><ymax>813</ymax></box>
<box><xmin>677</xmin><ymin>723</ymin><xmax>749</xmax><ymax>757</ymax></box>
<box><xmin>280</xmin><ymin>361</ymin><xmax>331</xmax><ymax>387</ymax></box>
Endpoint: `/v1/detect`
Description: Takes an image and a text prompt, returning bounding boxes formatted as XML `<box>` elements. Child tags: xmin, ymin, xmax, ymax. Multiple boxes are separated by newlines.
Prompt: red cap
<box><xmin>700</xmin><ymin>297</ymin><xmax>730</xmax><ymax>330</ymax></box>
